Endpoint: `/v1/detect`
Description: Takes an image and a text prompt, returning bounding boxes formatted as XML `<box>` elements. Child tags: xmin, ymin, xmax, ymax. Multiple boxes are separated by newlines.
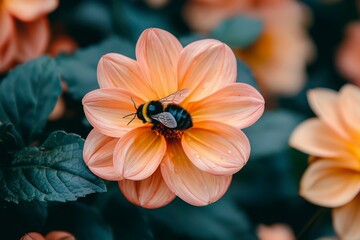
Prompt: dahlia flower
<box><xmin>0</xmin><ymin>0</ymin><xmax>58</xmax><ymax>73</ymax></box>
<box><xmin>83</xmin><ymin>28</ymin><xmax>264</xmax><ymax>208</ymax></box>
<box><xmin>290</xmin><ymin>84</ymin><xmax>360</xmax><ymax>240</ymax></box>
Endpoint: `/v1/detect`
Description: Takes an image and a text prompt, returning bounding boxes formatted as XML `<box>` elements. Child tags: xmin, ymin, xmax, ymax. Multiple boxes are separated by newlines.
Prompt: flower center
<box><xmin>152</xmin><ymin>124</ymin><xmax>184</xmax><ymax>143</ymax></box>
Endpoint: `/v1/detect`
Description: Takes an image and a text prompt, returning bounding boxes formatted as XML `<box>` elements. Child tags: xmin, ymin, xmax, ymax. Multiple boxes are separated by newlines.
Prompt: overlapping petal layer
<box><xmin>188</xmin><ymin>83</ymin><xmax>264</xmax><ymax>128</ymax></box>
<box><xmin>83</xmin><ymin>129</ymin><xmax>121</xmax><ymax>181</ymax></box>
<box><xmin>178</xmin><ymin>39</ymin><xmax>237</xmax><ymax>102</ymax></box>
<box><xmin>300</xmin><ymin>158</ymin><xmax>360</xmax><ymax>207</ymax></box>
<box><xmin>113</xmin><ymin>127</ymin><xmax>166</xmax><ymax>180</ymax></box>
<box><xmin>182</xmin><ymin>121</ymin><xmax>250</xmax><ymax>175</ymax></box>
<box><xmin>136</xmin><ymin>28</ymin><xmax>182</xmax><ymax>99</ymax></box>
<box><xmin>161</xmin><ymin>142</ymin><xmax>232</xmax><ymax>206</ymax></box>
<box><xmin>119</xmin><ymin>169</ymin><xmax>176</xmax><ymax>209</ymax></box>
<box><xmin>83</xmin><ymin>88</ymin><xmax>144</xmax><ymax>137</ymax></box>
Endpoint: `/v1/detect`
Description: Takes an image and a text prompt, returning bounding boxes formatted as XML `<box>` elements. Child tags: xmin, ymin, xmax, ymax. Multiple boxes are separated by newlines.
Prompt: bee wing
<box><xmin>151</xmin><ymin>112</ymin><xmax>177</xmax><ymax>128</ymax></box>
<box><xmin>159</xmin><ymin>89</ymin><xmax>190</xmax><ymax>104</ymax></box>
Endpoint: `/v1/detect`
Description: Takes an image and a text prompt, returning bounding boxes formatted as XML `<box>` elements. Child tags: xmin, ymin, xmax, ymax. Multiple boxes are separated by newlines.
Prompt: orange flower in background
<box><xmin>257</xmin><ymin>224</ymin><xmax>295</xmax><ymax>240</ymax></box>
<box><xmin>290</xmin><ymin>84</ymin><xmax>360</xmax><ymax>240</ymax></box>
<box><xmin>184</xmin><ymin>0</ymin><xmax>314</xmax><ymax>96</ymax></box>
<box><xmin>20</xmin><ymin>231</ymin><xmax>75</xmax><ymax>240</ymax></box>
<box><xmin>337</xmin><ymin>22</ymin><xmax>360</xmax><ymax>86</ymax></box>
<box><xmin>83</xmin><ymin>28</ymin><xmax>264</xmax><ymax>208</ymax></box>
<box><xmin>0</xmin><ymin>0</ymin><xmax>58</xmax><ymax>73</ymax></box>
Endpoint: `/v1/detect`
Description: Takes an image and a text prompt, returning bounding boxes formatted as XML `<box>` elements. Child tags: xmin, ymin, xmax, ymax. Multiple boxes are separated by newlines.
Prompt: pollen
<box><xmin>152</xmin><ymin>124</ymin><xmax>184</xmax><ymax>143</ymax></box>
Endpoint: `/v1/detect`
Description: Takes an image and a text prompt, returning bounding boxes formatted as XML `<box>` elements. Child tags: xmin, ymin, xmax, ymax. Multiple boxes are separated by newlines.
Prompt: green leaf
<box><xmin>0</xmin><ymin>131</ymin><xmax>106</xmax><ymax>203</ymax></box>
<box><xmin>0</xmin><ymin>56</ymin><xmax>62</xmax><ymax>145</ymax></box>
<box><xmin>210</xmin><ymin>15</ymin><xmax>263</xmax><ymax>48</ymax></box>
<box><xmin>0</xmin><ymin>122</ymin><xmax>17</xmax><ymax>151</ymax></box>
<box><xmin>56</xmin><ymin>36</ymin><xmax>135</xmax><ymax>100</ymax></box>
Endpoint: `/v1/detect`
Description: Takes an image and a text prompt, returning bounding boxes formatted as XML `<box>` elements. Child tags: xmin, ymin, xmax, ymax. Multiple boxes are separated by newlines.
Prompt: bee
<box><xmin>124</xmin><ymin>89</ymin><xmax>193</xmax><ymax>130</ymax></box>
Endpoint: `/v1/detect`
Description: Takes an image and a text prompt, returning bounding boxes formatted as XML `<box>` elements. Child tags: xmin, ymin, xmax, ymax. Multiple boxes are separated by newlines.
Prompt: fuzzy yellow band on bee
<box><xmin>142</xmin><ymin>101</ymin><xmax>152</xmax><ymax>123</ymax></box>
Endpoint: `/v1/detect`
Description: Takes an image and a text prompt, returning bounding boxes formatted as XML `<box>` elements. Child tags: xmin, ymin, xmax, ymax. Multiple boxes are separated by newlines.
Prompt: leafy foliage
<box><xmin>0</xmin><ymin>131</ymin><xmax>106</xmax><ymax>203</ymax></box>
<box><xmin>0</xmin><ymin>57</ymin><xmax>62</xmax><ymax>145</ymax></box>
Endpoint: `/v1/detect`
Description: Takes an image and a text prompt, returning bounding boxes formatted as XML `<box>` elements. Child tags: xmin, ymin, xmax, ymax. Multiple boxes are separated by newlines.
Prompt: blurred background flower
<box><xmin>0</xmin><ymin>0</ymin><xmax>58</xmax><ymax>73</ymax></box>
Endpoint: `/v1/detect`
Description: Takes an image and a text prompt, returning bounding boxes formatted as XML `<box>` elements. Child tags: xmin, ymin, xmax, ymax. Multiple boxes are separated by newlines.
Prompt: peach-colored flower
<box><xmin>20</xmin><ymin>231</ymin><xmax>75</xmax><ymax>240</ymax></box>
<box><xmin>0</xmin><ymin>0</ymin><xmax>58</xmax><ymax>73</ymax></box>
<box><xmin>82</xmin><ymin>28</ymin><xmax>264</xmax><ymax>208</ymax></box>
<box><xmin>257</xmin><ymin>224</ymin><xmax>295</xmax><ymax>240</ymax></box>
<box><xmin>337</xmin><ymin>22</ymin><xmax>360</xmax><ymax>86</ymax></box>
<box><xmin>184</xmin><ymin>0</ymin><xmax>314</xmax><ymax>96</ymax></box>
<box><xmin>290</xmin><ymin>84</ymin><xmax>360</xmax><ymax>240</ymax></box>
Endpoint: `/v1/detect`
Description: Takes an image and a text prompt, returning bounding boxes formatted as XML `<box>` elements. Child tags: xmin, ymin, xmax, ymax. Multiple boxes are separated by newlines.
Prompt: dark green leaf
<box><xmin>0</xmin><ymin>122</ymin><xmax>17</xmax><ymax>151</ymax></box>
<box><xmin>0</xmin><ymin>131</ymin><xmax>106</xmax><ymax>203</ymax></box>
<box><xmin>0</xmin><ymin>56</ymin><xmax>62</xmax><ymax>145</ymax></box>
<box><xmin>210</xmin><ymin>15</ymin><xmax>263</xmax><ymax>48</ymax></box>
<box><xmin>236</xmin><ymin>59</ymin><xmax>258</xmax><ymax>88</ymax></box>
<box><xmin>57</xmin><ymin>36</ymin><xmax>135</xmax><ymax>100</ymax></box>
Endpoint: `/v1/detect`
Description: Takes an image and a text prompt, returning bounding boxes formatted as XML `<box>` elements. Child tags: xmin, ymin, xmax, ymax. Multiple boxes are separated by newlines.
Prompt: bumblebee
<box><xmin>124</xmin><ymin>89</ymin><xmax>193</xmax><ymax>130</ymax></box>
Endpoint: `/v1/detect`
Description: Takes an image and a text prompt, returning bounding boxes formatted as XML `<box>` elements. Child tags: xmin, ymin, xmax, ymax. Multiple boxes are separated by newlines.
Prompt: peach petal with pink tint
<box><xmin>4</xmin><ymin>0</ymin><xmax>58</xmax><ymax>22</ymax></box>
<box><xmin>119</xmin><ymin>168</ymin><xmax>176</xmax><ymax>208</ymax></box>
<box><xmin>136</xmin><ymin>28</ymin><xmax>182</xmax><ymax>98</ymax></box>
<box><xmin>182</xmin><ymin>121</ymin><xmax>250</xmax><ymax>175</ymax></box>
<box><xmin>15</xmin><ymin>17</ymin><xmax>49</xmax><ymax>62</ymax></box>
<box><xmin>188</xmin><ymin>83</ymin><xmax>264</xmax><ymax>128</ymax></box>
<box><xmin>300</xmin><ymin>159</ymin><xmax>360</xmax><ymax>208</ymax></box>
<box><xmin>83</xmin><ymin>129</ymin><xmax>122</xmax><ymax>181</ymax></box>
<box><xmin>161</xmin><ymin>142</ymin><xmax>232</xmax><ymax>206</ymax></box>
<box><xmin>307</xmin><ymin>88</ymin><xmax>349</xmax><ymax>139</ymax></box>
<box><xmin>20</xmin><ymin>232</ymin><xmax>45</xmax><ymax>240</ymax></box>
<box><xmin>97</xmin><ymin>53</ymin><xmax>157</xmax><ymax>101</ymax></box>
<box><xmin>339</xmin><ymin>84</ymin><xmax>360</xmax><ymax>136</ymax></box>
<box><xmin>0</xmin><ymin>8</ymin><xmax>13</xmax><ymax>46</ymax></box>
<box><xmin>45</xmin><ymin>231</ymin><xmax>75</xmax><ymax>240</ymax></box>
<box><xmin>257</xmin><ymin>224</ymin><xmax>295</xmax><ymax>240</ymax></box>
<box><xmin>178</xmin><ymin>39</ymin><xmax>237</xmax><ymax>102</ymax></box>
<box><xmin>333</xmin><ymin>195</ymin><xmax>360</xmax><ymax>240</ymax></box>
<box><xmin>290</xmin><ymin>118</ymin><xmax>348</xmax><ymax>157</ymax></box>
<box><xmin>83</xmin><ymin>88</ymin><xmax>144</xmax><ymax>138</ymax></box>
<box><xmin>0</xmin><ymin>37</ymin><xmax>17</xmax><ymax>73</ymax></box>
<box><xmin>113</xmin><ymin>127</ymin><xmax>166</xmax><ymax>180</ymax></box>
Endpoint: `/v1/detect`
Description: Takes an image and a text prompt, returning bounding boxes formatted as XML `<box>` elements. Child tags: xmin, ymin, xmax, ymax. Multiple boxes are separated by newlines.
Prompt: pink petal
<box><xmin>136</xmin><ymin>28</ymin><xmax>182</xmax><ymax>99</ymax></box>
<box><xmin>119</xmin><ymin>168</ymin><xmax>176</xmax><ymax>209</ymax></box>
<box><xmin>300</xmin><ymin>158</ymin><xmax>360</xmax><ymax>208</ymax></box>
<box><xmin>0</xmin><ymin>35</ymin><xmax>16</xmax><ymax>73</ymax></box>
<box><xmin>45</xmin><ymin>231</ymin><xmax>75</xmax><ymax>240</ymax></box>
<box><xmin>83</xmin><ymin>129</ymin><xmax>122</xmax><ymax>181</ymax></box>
<box><xmin>15</xmin><ymin>17</ymin><xmax>49</xmax><ymax>62</ymax></box>
<box><xmin>161</xmin><ymin>142</ymin><xmax>232</xmax><ymax>206</ymax></box>
<box><xmin>113</xmin><ymin>127</ymin><xmax>166</xmax><ymax>180</ymax></box>
<box><xmin>339</xmin><ymin>84</ymin><xmax>360</xmax><ymax>136</ymax></box>
<box><xmin>289</xmin><ymin>118</ymin><xmax>348</xmax><ymax>157</ymax></box>
<box><xmin>4</xmin><ymin>0</ymin><xmax>58</xmax><ymax>22</ymax></box>
<box><xmin>82</xmin><ymin>88</ymin><xmax>144</xmax><ymax>138</ymax></box>
<box><xmin>20</xmin><ymin>232</ymin><xmax>45</xmax><ymax>240</ymax></box>
<box><xmin>0</xmin><ymin>8</ymin><xmax>13</xmax><ymax>46</ymax></box>
<box><xmin>333</xmin><ymin>195</ymin><xmax>360</xmax><ymax>240</ymax></box>
<box><xmin>307</xmin><ymin>88</ymin><xmax>350</xmax><ymax>139</ymax></box>
<box><xmin>187</xmin><ymin>83</ymin><xmax>264</xmax><ymax>128</ymax></box>
<box><xmin>178</xmin><ymin>39</ymin><xmax>237</xmax><ymax>102</ymax></box>
<box><xmin>182</xmin><ymin>121</ymin><xmax>250</xmax><ymax>175</ymax></box>
<box><xmin>97</xmin><ymin>53</ymin><xmax>157</xmax><ymax>101</ymax></box>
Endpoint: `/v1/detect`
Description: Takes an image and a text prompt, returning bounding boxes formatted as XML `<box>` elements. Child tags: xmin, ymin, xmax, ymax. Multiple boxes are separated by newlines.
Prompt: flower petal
<box><xmin>0</xmin><ymin>8</ymin><xmax>13</xmax><ymax>46</ymax></box>
<box><xmin>83</xmin><ymin>88</ymin><xmax>144</xmax><ymax>138</ymax></box>
<box><xmin>113</xmin><ymin>127</ymin><xmax>166</xmax><ymax>180</ymax></box>
<box><xmin>333</xmin><ymin>195</ymin><xmax>360</xmax><ymax>240</ymax></box>
<box><xmin>4</xmin><ymin>0</ymin><xmax>58</xmax><ymax>22</ymax></box>
<box><xmin>307</xmin><ymin>88</ymin><xmax>349</xmax><ymax>139</ymax></box>
<box><xmin>45</xmin><ymin>231</ymin><xmax>75</xmax><ymax>240</ymax></box>
<box><xmin>119</xmin><ymin>168</ymin><xmax>176</xmax><ymax>209</ymax></box>
<box><xmin>178</xmin><ymin>39</ymin><xmax>237</xmax><ymax>102</ymax></box>
<box><xmin>290</xmin><ymin>118</ymin><xmax>348</xmax><ymax>157</ymax></box>
<box><xmin>339</xmin><ymin>84</ymin><xmax>360</xmax><ymax>136</ymax></box>
<box><xmin>15</xmin><ymin>17</ymin><xmax>49</xmax><ymax>62</ymax></box>
<box><xmin>187</xmin><ymin>83</ymin><xmax>264</xmax><ymax>128</ymax></box>
<box><xmin>97</xmin><ymin>53</ymin><xmax>157</xmax><ymax>101</ymax></box>
<box><xmin>161</xmin><ymin>142</ymin><xmax>232</xmax><ymax>206</ymax></box>
<box><xmin>300</xmin><ymin>158</ymin><xmax>360</xmax><ymax>207</ymax></box>
<box><xmin>136</xmin><ymin>28</ymin><xmax>182</xmax><ymax>99</ymax></box>
<box><xmin>20</xmin><ymin>232</ymin><xmax>45</xmax><ymax>240</ymax></box>
<box><xmin>182</xmin><ymin>121</ymin><xmax>250</xmax><ymax>175</ymax></box>
<box><xmin>83</xmin><ymin>129</ymin><xmax>122</xmax><ymax>181</ymax></box>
